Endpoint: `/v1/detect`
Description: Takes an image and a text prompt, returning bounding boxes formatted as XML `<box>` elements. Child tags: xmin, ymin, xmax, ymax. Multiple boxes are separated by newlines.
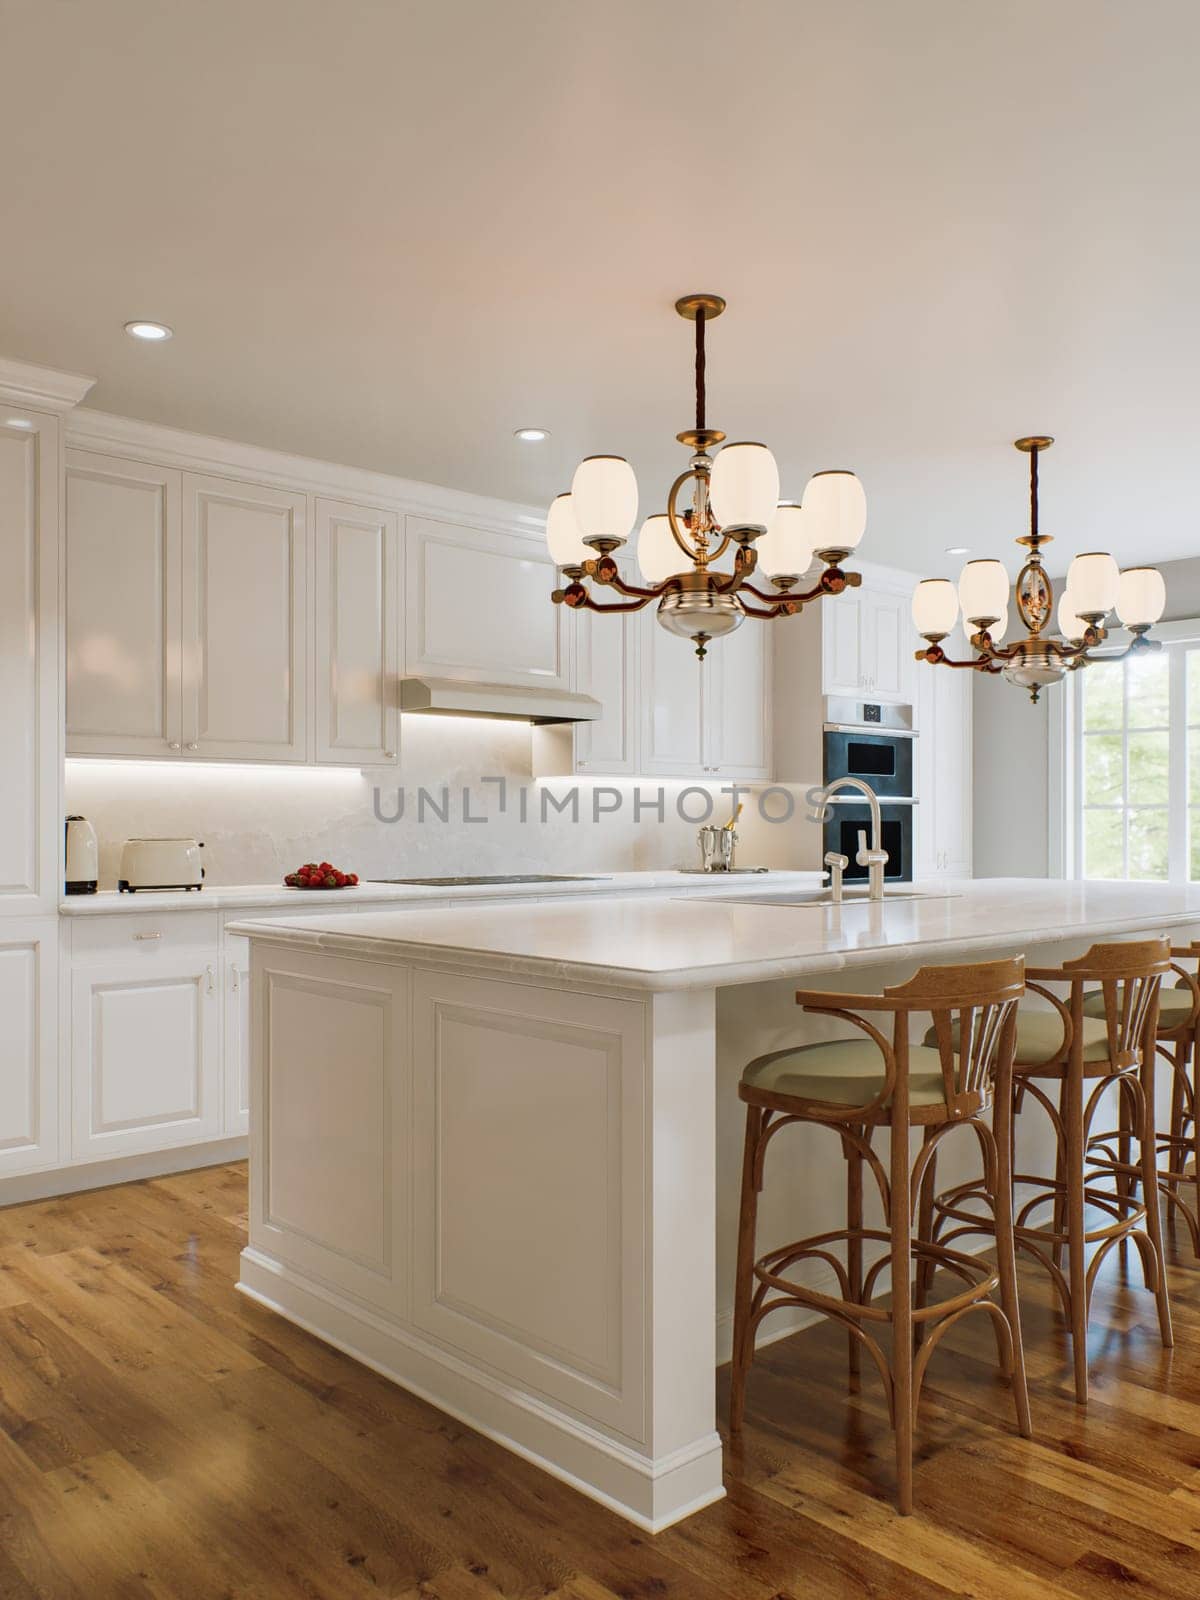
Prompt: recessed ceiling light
<box><xmin>514</xmin><ymin>427</ymin><xmax>550</xmax><ymax>442</ymax></box>
<box><xmin>125</xmin><ymin>320</ymin><xmax>173</xmax><ymax>341</ymax></box>
<box><xmin>4</xmin><ymin>417</ymin><xmax>34</xmax><ymax>430</ymax></box>
<box><xmin>945</xmin><ymin>545</ymin><xmax>970</xmax><ymax>555</ymax></box>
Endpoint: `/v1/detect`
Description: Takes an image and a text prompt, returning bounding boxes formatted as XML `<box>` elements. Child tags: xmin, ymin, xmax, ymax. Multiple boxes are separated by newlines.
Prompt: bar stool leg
<box><xmin>889</xmin><ymin>1107</ymin><xmax>914</xmax><ymax>1515</ymax></box>
<box><xmin>992</xmin><ymin>1074</ymin><xmax>1032</xmax><ymax>1437</ymax></box>
<box><xmin>844</xmin><ymin>1127</ymin><xmax>864</xmax><ymax>1390</ymax></box>
<box><xmin>1167</xmin><ymin>1044</ymin><xmax>1186</xmax><ymax>1208</ymax></box>
<box><xmin>914</xmin><ymin>1128</ymin><xmax>938</xmax><ymax>1349</ymax></box>
<box><xmin>730</xmin><ymin>1106</ymin><xmax>764</xmax><ymax>1434</ymax></box>
<box><xmin>1065</xmin><ymin>1075</ymin><xmax>1090</xmax><ymax>1405</ymax></box>
<box><xmin>1051</xmin><ymin>1076</ymin><xmax>1068</xmax><ymax>1272</ymax></box>
<box><xmin>1140</xmin><ymin>1050</ymin><xmax>1175</xmax><ymax>1350</ymax></box>
<box><xmin>1117</xmin><ymin>1077</ymin><xmax>1136</xmax><ymax>1274</ymax></box>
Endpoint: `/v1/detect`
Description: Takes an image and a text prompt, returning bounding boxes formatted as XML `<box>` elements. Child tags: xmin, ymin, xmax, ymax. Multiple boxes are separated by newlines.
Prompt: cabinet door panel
<box><xmin>66</xmin><ymin>451</ymin><xmax>182</xmax><ymax>756</ymax></box>
<box><xmin>224</xmin><ymin>935</ymin><xmax>251</xmax><ymax>1137</ymax></box>
<box><xmin>705</xmin><ymin>623</ymin><xmax>769</xmax><ymax>778</ymax></box>
<box><xmin>0</xmin><ymin>918</ymin><xmax>58</xmax><ymax>1176</ymax></box>
<box><xmin>0</xmin><ymin>410</ymin><xmax>57</xmax><ymax>912</ymax></box>
<box><xmin>573</xmin><ymin>595</ymin><xmax>637</xmax><ymax>773</ymax></box>
<box><xmin>315</xmin><ymin>498</ymin><xmax>399</xmax><ymax>766</ymax></box>
<box><xmin>863</xmin><ymin>590</ymin><xmax>909</xmax><ymax>701</ymax></box>
<box><xmin>184</xmin><ymin>474</ymin><xmax>307</xmax><ymax>760</ymax></box>
<box><xmin>823</xmin><ymin>590</ymin><xmax>863</xmax><ymax>696</ymax></box>
<box><xmin>640</xmin><ymin>617</ymin><xmax>705</xmax><ymax>775</ymax></box>
<box><xmin>404</xmin><ymin>516</ymin><xmax>566</xmax><ymax>689</ymax></box>
<box><xmin>71</xmin><ymin>958</ymin><xmax>221</xmax><ymax>1159</ymax></box>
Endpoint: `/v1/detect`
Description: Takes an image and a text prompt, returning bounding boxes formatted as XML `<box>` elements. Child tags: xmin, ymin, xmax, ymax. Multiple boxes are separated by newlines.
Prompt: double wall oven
<box><xmin>821</xmin><ymin>697</ymin><xmax>916</xmax><ymax>883</ymax></box>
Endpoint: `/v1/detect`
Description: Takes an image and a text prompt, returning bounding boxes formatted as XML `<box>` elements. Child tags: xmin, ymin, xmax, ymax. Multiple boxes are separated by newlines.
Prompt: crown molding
<box><xmin>0</xmin><ymin>357</ymin><xmax>96</xmax><ymax>415</ymax></box>
<box><xmin>66</xmin><ymin>407</ymin><xmax>548</xmax><ymax>541</ymax></box>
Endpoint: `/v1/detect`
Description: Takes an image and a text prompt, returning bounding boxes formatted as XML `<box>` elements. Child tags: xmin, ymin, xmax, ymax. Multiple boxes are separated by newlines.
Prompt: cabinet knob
<box><xmin>384</xmin><ymin>750</ymin><xmax>395</xmax><ymax>759</ymax></box>
<box><xmin>167</xmin><ymin>741</ymin><xmax>180</xmax><ymax>751</ymax></box>
<box><xmin>186</xmin><ymin>742</ymin><xmax>198</xmax><ymax>752</ymax></box>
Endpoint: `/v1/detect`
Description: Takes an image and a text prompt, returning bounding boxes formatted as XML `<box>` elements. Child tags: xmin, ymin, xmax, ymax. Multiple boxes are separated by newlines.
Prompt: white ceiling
<box><xmin>4</xmin><ymin>0</ymin><xmax>1200</xmax><ymax>575</ymax></box>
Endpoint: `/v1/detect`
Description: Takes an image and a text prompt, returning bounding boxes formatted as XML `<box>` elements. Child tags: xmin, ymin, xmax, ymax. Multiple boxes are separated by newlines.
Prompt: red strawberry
<box><xmin>324</xmin><ymin>873</ymin><xmax>338</xmax><ymax>888</ymax></box>
<box><xmin>347</xmin><ymin>873</ymin><xmax>358</xmax><ymax>886</ymax></box>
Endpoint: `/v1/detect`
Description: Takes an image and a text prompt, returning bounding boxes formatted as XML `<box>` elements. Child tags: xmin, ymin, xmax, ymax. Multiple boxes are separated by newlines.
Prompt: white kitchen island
<box><xmin>229</xmin><ymin>879</ymin><xmax>1200</xmax><ymax>1531</ymax></box>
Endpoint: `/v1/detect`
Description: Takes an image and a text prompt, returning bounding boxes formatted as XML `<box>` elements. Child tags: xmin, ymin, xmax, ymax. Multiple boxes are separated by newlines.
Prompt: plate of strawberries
<box><xmin>284</xmin><ymin>861</ymin><xmax>359</xmax><ymax>890</ymax></box>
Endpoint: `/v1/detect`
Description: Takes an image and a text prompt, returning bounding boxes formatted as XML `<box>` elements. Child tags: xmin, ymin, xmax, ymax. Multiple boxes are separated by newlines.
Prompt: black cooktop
<box><xmin>372</xmin><ymin>875</ymin><xmax>608</xmax><ymax>886</ymax></box>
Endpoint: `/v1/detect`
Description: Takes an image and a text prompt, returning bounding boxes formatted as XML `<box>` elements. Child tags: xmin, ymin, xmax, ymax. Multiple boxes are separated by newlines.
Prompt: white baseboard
<box><xmin>0</xmin><ymin>1137</ymin><xmax>248</xmax><ymax>1209</ymax></box>
<box><xmin>238</xmin><ymin>1246</ymin><xmax>725</xmax><ymax>1533</ymax></box>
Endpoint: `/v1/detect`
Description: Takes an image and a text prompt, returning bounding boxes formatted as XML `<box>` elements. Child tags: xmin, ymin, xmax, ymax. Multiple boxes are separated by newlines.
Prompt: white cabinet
<box><xmin>315</xmin><ymin>497</ymin><xmax>399</xmax><ymax>767</ymax></box>
<box><xmin>640</xmin><ymin>614</ymin><xmax>706</xmax><ymax>776</ymax></box>
<box><xmin>69</xmin><ymin>913</ymin><xmax>222</xmax><ymax>1160</ymax></box>
<box><xmin>915</xmin><ymin>632</ymin><xmax>972</xmax><ymax>879</ymax></box>
<box><xmin>0</xmin><ymin>918</ymin><xmax>59</xmax><ymax>1177</ymax></box>
<box><xmin>66</xmin><ymin>457</ymin><xmax>308</xmax><ymax>762</ymax></box>
<box><xmin>66</xmin><ymin>451</ymin><xmax>183</xmax><ymax>757</ymax></box>
<box><xmin>223</xmin><ymin>934</ymin><xmax>251</xmax><ymax>1137</ymax></box>
<box><xmin>184</xmin><ymin>473</ymin><xmax>308</xmax><ymax>761</ymax></box>
<box><xmin>0</xmin><ymin>407</ymin><xmax>59</xmax><ymax>913</ymax></box>
<box><xmin>704</xmin><ymin>621</ymin><xmax>771</xmax><ymax>780</ymax></box>
<box><xmin>572</xmin><ymin>583</ymin><xmax>639</xmax><ymax>775</ymax></box>
<box><xmin>823</xmin><ymin>583</ymin><xmax>912</xmax><ymax>703</ymax></box>
<box><xmin>404</xmin><ymin>515</ymin><xmax>567</xmax><ymax>691</ymax></box>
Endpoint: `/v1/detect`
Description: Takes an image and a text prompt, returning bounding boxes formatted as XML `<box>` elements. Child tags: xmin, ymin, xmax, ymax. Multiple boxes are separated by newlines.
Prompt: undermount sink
<box><xmin>700</xmin><ymin>887</ymin><xmax>961</xmax><ymax>908</ymax></box>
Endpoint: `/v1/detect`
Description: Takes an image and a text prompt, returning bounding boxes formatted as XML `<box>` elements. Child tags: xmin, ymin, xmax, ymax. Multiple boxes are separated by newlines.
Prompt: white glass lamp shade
<box><xmin>1116</xmin><ymin>566</ymin><xmax>1166</xmax><ymax>628</ymax></box>
<box><xmin>912</xmin><ymin>578</ymin><xmax>958</xmax><ymax>637</ymax></box>
<box><xmin>637</xmin><ymin>514</ymin><xmax>685</xmax><ymax>585</ymax></box>
<box><xmin>756</xmin><ymin>502</ymin><xmax>813</xmax><ymax>579</ymax></box>
<box><xmin>803</xmin><ymin>470</ymin><xmax>867</xmax><ymax>554</ymax></box>
<box><xmin>545</xmin><ymin>493</ymin><xmax>590</xmax><ymax>568</ymax></box>
<box><xmin>570</xmin><ymin>455</ymin><xmax>638</xmax><ymax>546</ymax></box>
<box><xmin>1057</xmin><ymin>592</ymin><xmax>1087</xmax><ymax>642</ymax></box>
<box><xmin>708</xmin><ymin>442</ymin><xmax>780</xmax><ymax>532</ymax></box>
<box><xmin>957</xmin><ymin>559</ymin><xmax>1009</xmax><ymax>624</ymax></box>
<box><xmin>1066</xmin><ymin>551</ymin><xmax>1119</xmax><ymax>618</ymax></box>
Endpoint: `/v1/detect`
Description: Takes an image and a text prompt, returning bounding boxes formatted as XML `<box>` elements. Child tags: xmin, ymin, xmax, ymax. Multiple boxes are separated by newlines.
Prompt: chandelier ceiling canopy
<box><xmin>912</xmin><ymin>437</ymin><xmax>1166</xmax><ymax>702</ymax></box>
<box><xmin>546</xmin><ymin>295</ymin><xmax>866</xmax><ymax>658</ymax></box>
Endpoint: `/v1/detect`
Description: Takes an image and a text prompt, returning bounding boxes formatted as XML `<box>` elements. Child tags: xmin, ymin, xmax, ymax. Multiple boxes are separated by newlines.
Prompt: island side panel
<box><xmin>238</xmin><ymin>937</ymin><xmax>725</xmax><ymax>1532</ymax></box>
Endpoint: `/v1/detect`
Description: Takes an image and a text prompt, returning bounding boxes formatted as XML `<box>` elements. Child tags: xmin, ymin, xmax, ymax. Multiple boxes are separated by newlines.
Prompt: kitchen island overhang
<box><xmin>229</xmin><ymin>880</ymin><xmax>1200</xmax><ymax>1531</ymax></box>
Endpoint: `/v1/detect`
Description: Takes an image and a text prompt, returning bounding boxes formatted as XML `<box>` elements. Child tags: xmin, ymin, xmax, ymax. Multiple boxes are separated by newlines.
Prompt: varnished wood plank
<box><xmin>1</xmin><ymin>1161</ymin><xmax>1200</xmax><ymax>1599</ymax></box>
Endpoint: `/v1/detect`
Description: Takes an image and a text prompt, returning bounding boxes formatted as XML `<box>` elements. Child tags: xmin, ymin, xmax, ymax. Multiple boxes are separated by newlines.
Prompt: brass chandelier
<box><xmin>912</xmin><ymin>436</ymin><xmax>1167</xmax><ymax>703</ymax></box>
<box><xmin>546</xmin><ymin>294</ymin><xmax>866</xmax><ymax>658</ymax></box>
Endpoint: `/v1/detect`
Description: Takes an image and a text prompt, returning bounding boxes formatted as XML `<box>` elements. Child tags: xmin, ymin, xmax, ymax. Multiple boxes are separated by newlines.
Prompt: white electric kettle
<box><xmin>65</xmin><ymin>815</ymin><xmax>99</xmax><ymax>895</ymax></box>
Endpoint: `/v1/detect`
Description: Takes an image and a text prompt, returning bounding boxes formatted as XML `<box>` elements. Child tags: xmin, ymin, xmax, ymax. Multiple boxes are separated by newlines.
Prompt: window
<box><xmin>1063</xmin><ymin>621</ymin><xmax>1200</xmax><ymax>882</ymax></box>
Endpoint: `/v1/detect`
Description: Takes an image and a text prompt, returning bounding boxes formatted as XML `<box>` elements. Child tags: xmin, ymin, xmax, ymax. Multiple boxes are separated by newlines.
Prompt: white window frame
<box><xmin>1049</xmin><ymin>617</ymin><xmax>1200</xmax><ymax>882</ymax></box>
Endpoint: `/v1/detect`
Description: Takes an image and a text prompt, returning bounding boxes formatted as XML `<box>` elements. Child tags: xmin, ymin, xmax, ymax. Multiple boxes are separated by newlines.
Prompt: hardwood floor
<box><xmin>1</xmin><ymin>1163</ymin><xmax>1200</xmax><ymax>1598</ymax></box>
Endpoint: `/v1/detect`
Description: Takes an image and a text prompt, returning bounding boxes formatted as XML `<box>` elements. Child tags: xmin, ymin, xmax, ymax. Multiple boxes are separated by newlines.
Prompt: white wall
<box><xmin>65</xmin><ymin>717</ymin><xmax>825</xmax><ymax>888</ymax></box>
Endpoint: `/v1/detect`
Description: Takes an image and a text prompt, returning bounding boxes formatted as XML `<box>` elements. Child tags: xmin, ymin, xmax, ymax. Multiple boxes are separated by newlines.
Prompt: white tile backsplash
<box><xmin>65</xmin><ymin>717</ymin><xmax>821</xmax><ymax>887</ymax></box>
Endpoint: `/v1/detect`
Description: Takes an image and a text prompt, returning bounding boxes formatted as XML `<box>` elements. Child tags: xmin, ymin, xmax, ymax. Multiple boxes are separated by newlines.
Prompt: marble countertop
<box><xmin>59</xmin><ymin>868</ymin><xmax>824</xmax><ymax>916</ymax></box>
<box><xmin>227</xmin><ymin>878</ymin><xmax>1200</xmax><ymax>992</ymax></box>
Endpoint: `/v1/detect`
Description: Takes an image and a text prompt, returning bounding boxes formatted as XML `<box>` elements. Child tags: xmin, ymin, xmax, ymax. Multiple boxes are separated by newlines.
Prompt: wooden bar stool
<box><xmin>1085</xmin><ymin>942</ymin><xmax>1200</xmax><ymax>1257</ymax></box>
<box><xmin>729</xmin><ymin>958</ymin><xmax>1030</xmax><ymax>1516</ymax></box>
<box><xmin>932</xmin><ymin>938</ymin><xmax>1172</xmax><ymax>1406</ymax></box>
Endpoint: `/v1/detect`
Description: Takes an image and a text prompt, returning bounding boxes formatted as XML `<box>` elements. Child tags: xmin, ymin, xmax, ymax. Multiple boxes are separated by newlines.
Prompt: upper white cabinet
<box><xmin>184</xmin><ymin>473</ymin><xmax>308</xmax><ymax>761</ymax></box>
<box><xmin>640</xmin><ymin>614</ymin><xmax>706</xmax><ymax>776</ymax></box>
<box><xmin>66</xmin><ymin>450</ymin><xmax>183</xmax><ymax>756</ymax></box>
<box><xmin>0</xmin><ymin>408</ymin><xmax>59</xmax><ymax>914</ymax></box>
<box><xmin>404</xmin><ymin>515</ymin><xmax>567</xmax><ymax>691</ymax></box>
<box><xmin>704</xmin><ymin>620</ymin><xmax>771</xmax><ymax>780</ymax></box>
<box><xmin>572</xmin><ymin>571</ymin><xmax>639</xmax><ymax>775</ymax></box>
<box><xmin>915</xmin><ymin>629</ymin><xmax>973</xmax><ymax>879</ymax></box>
<box><xmin>315</xmin><ymin>497</ymin><xmax>399</xmax><ymax>767</ymax></box>
<box><xmin>823</xmin><ymin>582</ymin><xmax>912</xmax><ymax>704</ymax></box>
<box><xmin>66</xmin><ymin>457</ymin><xmax>309</xmax><ymax>762</ymax></box>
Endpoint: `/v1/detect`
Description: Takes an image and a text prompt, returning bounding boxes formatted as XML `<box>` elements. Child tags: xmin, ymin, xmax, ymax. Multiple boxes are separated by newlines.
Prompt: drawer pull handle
<box><xmin>132</xmin><ymin>931</ymin><xmax>162</xmax><ymax>941</ymax></box>
<box><xmin>206</xmin><ymin>965</ymin><xmax>214</xmax><ymax>994</ymax></box>
<box><xmin>231</xmin><ymin>968</ymin><xmax>240</xmax><ymax>992</ymax></box>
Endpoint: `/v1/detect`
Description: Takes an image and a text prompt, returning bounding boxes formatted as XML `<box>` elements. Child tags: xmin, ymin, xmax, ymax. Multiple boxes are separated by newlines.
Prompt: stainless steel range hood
<box><xmin>398</xmin><ymin>676</ymin><xmax>602</xmax><ymax>725</ymax></box>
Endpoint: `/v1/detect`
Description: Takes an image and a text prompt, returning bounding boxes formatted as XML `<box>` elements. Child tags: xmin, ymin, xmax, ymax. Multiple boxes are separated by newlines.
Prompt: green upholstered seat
<box><xmin>1081</xmin><ymin>986</ymin><xmax>1194</xmax><ymax>1029</ymax></box>
<box><xmin>741</xmin><ymin>1038</ymin><xmax>949</xmax><ymax>1108</ymax></box>
<box><xmin>922</xmin><ymin>1009</ymin><xmax>1111</xmax><ymax>1065</ymax></box>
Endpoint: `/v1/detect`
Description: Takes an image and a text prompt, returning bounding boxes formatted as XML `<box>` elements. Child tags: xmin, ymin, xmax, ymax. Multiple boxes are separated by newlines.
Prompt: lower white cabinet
<box><xmin>0</xmin><ymin>918</ymin><xmax>59</xmax><ymax>1178</ymax></box>
<box><xmin>69</xmin><ymin>914</ymin><xmax>223</xmax><ymax>1160</ymax></box>
<box><xmin>224</xmin><ymin>935</ymin><xmax>252</xmax><ymax>1137</ymax></box>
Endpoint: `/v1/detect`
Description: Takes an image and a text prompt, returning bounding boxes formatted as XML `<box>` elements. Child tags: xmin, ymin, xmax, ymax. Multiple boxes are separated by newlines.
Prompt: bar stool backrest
<box><xmin>889</xmin><ymin>957</ymin><xmax>1025</xmax><ymax>1115</ymax></box>
<box><xmin>1058</xmin><ymin>937</ymin><xmax>1170</xmax><ymax>1067</ymax></box>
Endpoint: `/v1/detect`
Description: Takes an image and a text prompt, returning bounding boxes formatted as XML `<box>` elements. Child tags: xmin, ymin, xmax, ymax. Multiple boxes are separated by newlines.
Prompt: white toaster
<box><xmin>118</xmin><ymin>838</ymin><xmax>205</xmax><ymax>892</ymax></box>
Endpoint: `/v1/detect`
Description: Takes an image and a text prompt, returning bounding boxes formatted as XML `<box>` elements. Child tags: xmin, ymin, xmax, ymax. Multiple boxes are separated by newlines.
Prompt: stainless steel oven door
<box><xmin>822</xmin><ymin>728</ymin><xmax>914</xmax><ymax>799</ymax></box>
<box><xmin>822</xmin><ymin>798</ymin><xmax>914</xmax><ymax>883</ymax></box>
